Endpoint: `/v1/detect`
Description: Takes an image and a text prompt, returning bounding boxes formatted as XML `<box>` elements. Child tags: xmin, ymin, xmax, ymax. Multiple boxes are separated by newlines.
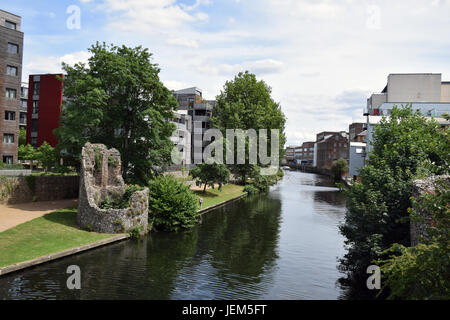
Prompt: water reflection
<box><xmin>0</xmin><ymin>171</ymin><xmax>347</xmax><ymax>300</ymax></box>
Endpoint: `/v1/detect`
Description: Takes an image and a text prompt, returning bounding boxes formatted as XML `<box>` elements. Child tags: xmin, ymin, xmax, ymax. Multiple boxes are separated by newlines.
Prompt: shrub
<box><xmin>250</xmin><ymin>172</ymin><xmax>278</xmax><ymax>193</ymax></box>
<box><xmin>147</xmin><ymin>175</ymin><xmax>199</xmax><ymax>232</ymax></box>
<box><xmin>243</xmin><ymin>184</ymin><xmax>259</xmax><ymax>195</ymax></box>
<box><xmin>331</xmin><ymin>158</ymin><xmax>348</xmax><ymax>182</ymax></box>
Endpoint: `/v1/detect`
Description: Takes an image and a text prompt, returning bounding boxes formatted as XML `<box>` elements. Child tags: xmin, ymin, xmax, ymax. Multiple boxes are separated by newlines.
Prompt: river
<box><xmin>0</xmin><ymin>170</ymin><xmax>347</xmax><ymax>300</ymax></box>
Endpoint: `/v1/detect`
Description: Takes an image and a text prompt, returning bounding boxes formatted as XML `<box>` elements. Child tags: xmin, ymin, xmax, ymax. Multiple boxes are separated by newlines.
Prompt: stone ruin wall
<box><xmin>410</xmin><ymin>175</ymin><xmax>449</xmax><ymax>246</ymax></box>
<box><xmin>77</xmin><ymin>143</ymin><xmax>148</xmax><ymax>234</ymax></box>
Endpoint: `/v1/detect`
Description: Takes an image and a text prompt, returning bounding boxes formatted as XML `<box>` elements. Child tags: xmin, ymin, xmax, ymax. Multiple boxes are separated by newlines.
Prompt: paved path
<box><xmin>0</xmin><ymin>199</ymin><xmax>78</xmax><ymax>233</ymax></box>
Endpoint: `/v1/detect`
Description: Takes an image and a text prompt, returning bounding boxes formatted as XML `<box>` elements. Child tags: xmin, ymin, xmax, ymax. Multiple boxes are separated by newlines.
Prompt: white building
<box><xmin>351</xmin><ymin>73</ymin><xmax>450</xmax><ymax>178</ymax></box>
<box><xmin>170</xmin><ymin>110</ymin><xmax>192</xmax><ymax>166</ymax></box>
<box><xmin>349</xmin><ymin>142</ymin><xmax>366</xmax><ymax>178</ymax></box>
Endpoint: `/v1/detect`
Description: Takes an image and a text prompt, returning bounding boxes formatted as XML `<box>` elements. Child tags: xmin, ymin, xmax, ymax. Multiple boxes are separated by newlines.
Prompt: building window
<box><xmin>6</xmin><ymin>88</ymin><xmax>17</xmax><ymax>99</ymax></box>
<box><xmin>3</xmin><ymin>134</ymin><xmax>14</xmax><ymax>144</ymax></box>
<box><xmin>5</xmin><ymin>20</ymin><xmax>17</xmax><ymax>30</ymax></box>
<box><xmin>32</xmin><ymin>101</ymin><xmax>39</xmax><ymax>114</ymax></box>
<box><xmin>5</xmin><ymin>111</ymin><xmax>16</xmax><ymax>121</ymax></box>
<box><xmin>21</xmin><ymin>86</ymin><xmax>28</xmax><ymax>98</ymax></box>
<box><xmin>31</xmin><ymin>119</ymin><xmax>38</xmax><ymax>132</ymax></box>
<box><xmin>33</xmin><ymin>82</ymin><xmax>40</xmax><ymax>96</ymax></box>
<box><xmin>21</xmin><ymin>100</ymin><xmax>27</xmax><ymax>108</ymax></box>
<box><xmin>20</xmin><ymin>113</ymin><xmax>27</xmax><ymax>124</ymax></box>
<box><xmin>7</xmin><ymin>43</ymin><xmax>19</xmax><ymax>54</ymax></box>
<box><xmin>2</xmin><ymin>156</ymin><xmax>13</xmax><ymax>164</ymax></box>
<box><xmin>6</xmin><ymin>65</ymin><xmax>18</xmax><ymax>76</ymax></box>
<box><xmin>31</xmin><ymin>137</ymin><xmax>37</xmax><ymax>147</ymax></box>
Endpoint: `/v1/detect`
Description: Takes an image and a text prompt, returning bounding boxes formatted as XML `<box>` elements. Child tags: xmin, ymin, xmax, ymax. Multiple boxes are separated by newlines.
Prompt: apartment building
<box><xmin>169</xmin><ymin>110</ymin><xmax>192</xmax><ymax>166</ymax></box>
<box><xmin>365</xmin><ymin>73</ymin><xmax>450</xmax><ymax>154</ymax></box>
<box><xmin>173</xmin><ymin>87</ymin><xmax>215</xmax><ymax>164</ymax></box>
<box><xmin>0</xmin><ymin>10</ymin><xmax>23</xmax><ymax>164</ymax></box>
<box><xmin>314</xmin><ymin>131</ymin><xmax>349</xmax><ymax>170</ymax></box>
<box><xmin>19</xmin><ymin>82</ymin><xmax>27</xmax><ymax>131</ymax></box>
<box><xmin>295</xmin><ymin>141</ymin><xmax>315</xmax><ymax>166</ymax></box>
<box><xmin>26</xmin><ymin>74</ymin><xmax>64</xmax><ymax>148</ymax></box>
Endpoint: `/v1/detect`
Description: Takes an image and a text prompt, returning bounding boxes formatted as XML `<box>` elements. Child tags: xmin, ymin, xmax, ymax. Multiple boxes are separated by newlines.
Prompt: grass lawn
<box><xmin>193</xmin><ymin>184</ymin><xmax>246</xmax><ymax>210</ymax></box>
<box><xmin>0</xmin><ymin>208</ymin><xmax>116</xmax><ymax>268</ymax></box>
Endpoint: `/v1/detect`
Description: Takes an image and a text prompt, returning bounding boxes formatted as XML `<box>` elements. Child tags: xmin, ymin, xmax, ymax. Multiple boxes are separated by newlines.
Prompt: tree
<box><xmin>36</xmin><ymin>142</ymin><xmax>57</xmax><ymax>172</ymax></box>
<box><xmin>18</xmin><ymin>127</ymin><xmax>26</xmax><ymax>146</ymax></box>
<box><xmin>18</xmin><ymin>144</ymin><xmax>37</xmax><ymax>170</ymax></box>
<box><xmin>55</xmin><ymin>42</ymin><xmax>177</xmax><ymax>184</ymax></box>
<box><xmin>189</xmin><ymin>163</ymin><xmax>230</xmax><ymax>193</ymax></box>
<box><xmin>212</xmin><ymin>71</ymin><xmax>286</xmax><ymax>184</ymax></box>
<box><xmin>338</xmin><ymin>105</ymin><xmax>450</xmax><ymax>299</ymax></box>
<box><xmin>147</xmin><ymin>175</ymin><xmax>199</xmax><ymax>232</ymax></box>
<box><xmin>331</xmin><ymin>158</ymin><xmax>348</xmax><ymax>182</ymax></box>
<box><xmin>378</xmin><ymin>178</ymin><xmax>450</xmax><ymax>299</ymax></box>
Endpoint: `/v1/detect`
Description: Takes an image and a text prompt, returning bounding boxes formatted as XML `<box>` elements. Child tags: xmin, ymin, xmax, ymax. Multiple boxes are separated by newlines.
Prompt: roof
<box><xmin>357</xmin><ymin>130</ymin><xmax>367</xmax><ymax>136</ymax></box>
<box><xmin>174</xmin><ymin>87</ymin><xmax>202</xmax><ymax>95</ymax></box>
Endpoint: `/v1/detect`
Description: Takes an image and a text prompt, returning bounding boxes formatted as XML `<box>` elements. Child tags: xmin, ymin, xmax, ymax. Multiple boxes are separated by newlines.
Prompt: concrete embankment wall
<box><xmin>0</xmin><ymin>175</ymin><xmax>79</xmax><ymax>204</ymax></box>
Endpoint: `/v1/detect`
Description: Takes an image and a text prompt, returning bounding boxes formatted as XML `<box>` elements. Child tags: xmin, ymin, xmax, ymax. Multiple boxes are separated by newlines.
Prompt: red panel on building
<box><xmin>26</xmin><ymin>74</ymin><xmax>64</xmax><ymax>148</ymax></box>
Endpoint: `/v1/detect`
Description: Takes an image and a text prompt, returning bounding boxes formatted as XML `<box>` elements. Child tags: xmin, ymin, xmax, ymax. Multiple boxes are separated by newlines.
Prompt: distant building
<box><xmin>0</xmin><ymin>9</ymin><xmax>23</xmax><ymax>164</ymax></box>
<box><xmin>26</xmin><ymin>74</ymin><xmax>64</xmax><ymax>148</ymax></box>
<box><xmin>314</xmin><ymin>131</ymin><xmax>349</xmax><ymax>170</ymax></box>
<box><xmin>365</xmin><ymin>73</ymin><xmax>450</xmax><ymax>154</ymax></box>
<box><xmin>349</xmin><ymin>142</ymin><xmax>366</xmax><ymax>179</ymax></box>
<box><xmin>284</xmin><ymin>146</ymin><xmax>296</xmax><ymax>164</ymax></box>
<box><xmin>169</xmin><ymin>110</ymin><xmax>192</xmax><ymax>166</ymax></box>
<box><xmin>173</xmin><ymin>87</ymin><xmax>215</xmax><ymax>164</ymax></box>
<box><xmin>349</xmin><ymin>122</ymin><xmax>364</xmax><ymax>142</ymax></box>
<box><xmin>19</xmin><ymin>82</ymin><xmax>28</xmax><ymax>131</ymax></box>
<box><xmin>295</xmin><ymin>141</ymin><xmax>314</xmax><ymax>166</ymax></box>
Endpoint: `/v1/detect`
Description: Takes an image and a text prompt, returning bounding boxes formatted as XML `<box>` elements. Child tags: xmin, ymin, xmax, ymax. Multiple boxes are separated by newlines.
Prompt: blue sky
<box><xmin>3</xmin><ymin>0</ymin><xmax>450</xmax><ymax>145</ymax></box>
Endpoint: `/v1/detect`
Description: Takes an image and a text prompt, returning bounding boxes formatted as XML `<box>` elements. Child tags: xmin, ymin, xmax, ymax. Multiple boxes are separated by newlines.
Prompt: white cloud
<box><xmin>22</xmin><ymin>51</ymin><xmax>91</xmax><ymax>81</ymax></box>
<box><xmin>166</xmin><ymin>37</ymin><xmax>199</xmax><ymax>48</ymax></box>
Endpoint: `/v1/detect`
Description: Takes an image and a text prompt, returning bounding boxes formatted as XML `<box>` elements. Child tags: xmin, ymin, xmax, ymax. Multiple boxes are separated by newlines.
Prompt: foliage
<box><xmin>147</xmin><ymin>175</ymin><xmax>199</xmax><ymax>232</ymax></box>
<box><xmin>243</xmin><ymin>184</ymin><xmax>259</xmax><ymax>195</ymax></box>
<box><xmin>249</xmin><ymin>172</ymin><xmax>278</xmax><ymax>193</ymax></box>
<box><xmin>378</xmin><ymin>179</ymin><xmax>450</xmax><ymax>299</ymax></box>
<box><xmin>55</xmin><ymin>42</ymin><xmax>177</xmax><ymax>184</ymax></box>
<box><xmin>99</xmin><ymin>185</ymin><xmax>144</xmax><ymax>209</ymax></box>
<box><xmin>331</xmin><ymin>158</ymin><xmax>348</xmax><ymax>182</ymax></box>
<box><xmin>189</xmin><ymin>163</ymin><xmax>231</xmax><ymax>193</ymax></box>
<box><xmin>36</xmin><ymin>142</ymin><xmax>58</xmax><ymax>172</ymax></box>
<box><xmin>211</xmin><ymin>71</ymin><xmax>286</xmax><ymax>183</ymax></box>
<box><xmin>25</xmin><ymin>175</ymin><xmax>36</xmax><ymax>195</ymax></box>
<box><xmin>338</xmin><ymin>105</ymin><xmax>450</xmax><ymax>298</ymax></box>
<box><xmin>18</xmin><ymin>127</ymin><xmax>26</xmax><ymax>146</ymax></box>
<box><xmin>18</xmin><ymin>144</ymin><xmax>36</xmax><ymax>161</ymax></box>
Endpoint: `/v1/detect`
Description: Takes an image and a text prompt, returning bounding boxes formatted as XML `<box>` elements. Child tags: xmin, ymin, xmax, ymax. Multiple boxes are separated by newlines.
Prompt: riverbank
<box><xmin>0</xmin><ymin>184</ymin><xmax>247</xmax><ymax>276</ymax></box>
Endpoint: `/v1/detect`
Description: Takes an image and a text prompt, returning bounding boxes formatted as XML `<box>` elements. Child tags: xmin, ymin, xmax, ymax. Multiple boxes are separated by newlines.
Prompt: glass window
<box><xmin>6</xmin><ymin>88</ymin><xmax>17</xmax><ymax>99</ymax></box>
<box><xmin>3</xmin><ymin>156</ymin><xmax>14</xmax><ymax>164</ymax></box>
<box><xmin>21</xmin><ymin>100</ymin><xmax>27</xmax><ymax>108</ymax></box>
<box><xmin>33</xmin><ymin>82</ymin><xmax>40</xmax><ymax>96</ymax></box>
<box><xmin>7</xmin><ymin>43</ymin><xmax>18</xmax><ymax>54</ymax></box>
<box><xmin>31</xmin><ymin>119</ymin><xmax>38</xmax><ymax>132</ymax></box>
<box><xmin>3</xmin><ymin>134</ymin><xmax>14</xmax><ymax>144</ymax></box>
<box><xmin>6</xmin><ymin>65</ymin><xmax>18</xmax><ymax>76</ymax></box>
<box><xmin>31</xmin><ymin>137</ymin><xmax>37</xmax><ymax>147</ymax></box>
<box><xmin>32</xmin><ymin>101</ymin><xmax>39</xmax><ymax>114</ymax></box>
<box><xmin>5</xmin><ymin>20</ymin><xmax>17</xmax><ymax>30</ymax></box>
<box><xmin>5</xmin><ymin>111</ymin><xmax>16</xmax><ymax>120</ymax></box>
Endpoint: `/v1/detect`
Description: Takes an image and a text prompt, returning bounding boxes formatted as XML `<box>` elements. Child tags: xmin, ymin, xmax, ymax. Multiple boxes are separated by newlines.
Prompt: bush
<box><xmin>147</xmin><ymin>175</ymin><xmax>199</xmax><ymax>232</ymax></box>
<box><xmin>250</xmin><ymin>172</ymin><xmax>278</xmax><ymax>193</ymax></box>
<box><xmin>331</xmin><ymin>158</ymin><xmax>348</xmax><ymax>182</ymax></box>
<box><xmin>243</xmin><ymin>184</ymin><xmax>259</xmax><ymax>195</ymax></box>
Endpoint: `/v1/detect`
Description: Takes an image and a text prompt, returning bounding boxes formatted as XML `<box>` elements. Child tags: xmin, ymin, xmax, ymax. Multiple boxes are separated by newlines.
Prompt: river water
<box><xmin>0</xmin><ymin>170</ymin><xmax>347</xmax><ymax>300</ymax></box>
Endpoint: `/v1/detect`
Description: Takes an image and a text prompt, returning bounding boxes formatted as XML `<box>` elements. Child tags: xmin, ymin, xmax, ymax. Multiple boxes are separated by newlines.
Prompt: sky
<box><xmin>3</xmin><ymin>0</ymin><xmax>450</xmax><ymax>146</ymax></box>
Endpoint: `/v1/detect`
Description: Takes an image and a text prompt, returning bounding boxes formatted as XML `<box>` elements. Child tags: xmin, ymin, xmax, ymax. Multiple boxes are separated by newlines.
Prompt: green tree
<box><xmin>331</xmin><ymin>158</ymin><xmax>348</xmax><ymax>182</ymax></box>
<box><xmin>147</xmin><ymin>175</ymin><xmax>199</xmax><ymax>232</ymax></box>
<box><xmin>18</xmin><ymin>127</ymin><xmax>26</xmax><ymax>146</ymax></box>
<box><xmin>212</xmin><ymin>71</ymin><xmax>286</xmax><ymax>184</ymax></box>
<box><xmin>378</xmin><ymin>178</ymin><xmax>450</xmax><ymax>299</ymax></box>
<box><xmin>338</xmin><ymin>105</ymin><xmax>450</xmax><ymax>299</ymax></box>
<box><xmin>189</xmin><ymin>163</ymin><xmax>231</xmax><ymax>193</ymax></box>
<box><xmin>55</xmin><ymin>42</ymin><xmax>177</xmax><ymax>184</ymax></box>
<box><xmin>36</xmin><ymin>142</ymin><xmax>57</xmax><ymax>172</ymax></box>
